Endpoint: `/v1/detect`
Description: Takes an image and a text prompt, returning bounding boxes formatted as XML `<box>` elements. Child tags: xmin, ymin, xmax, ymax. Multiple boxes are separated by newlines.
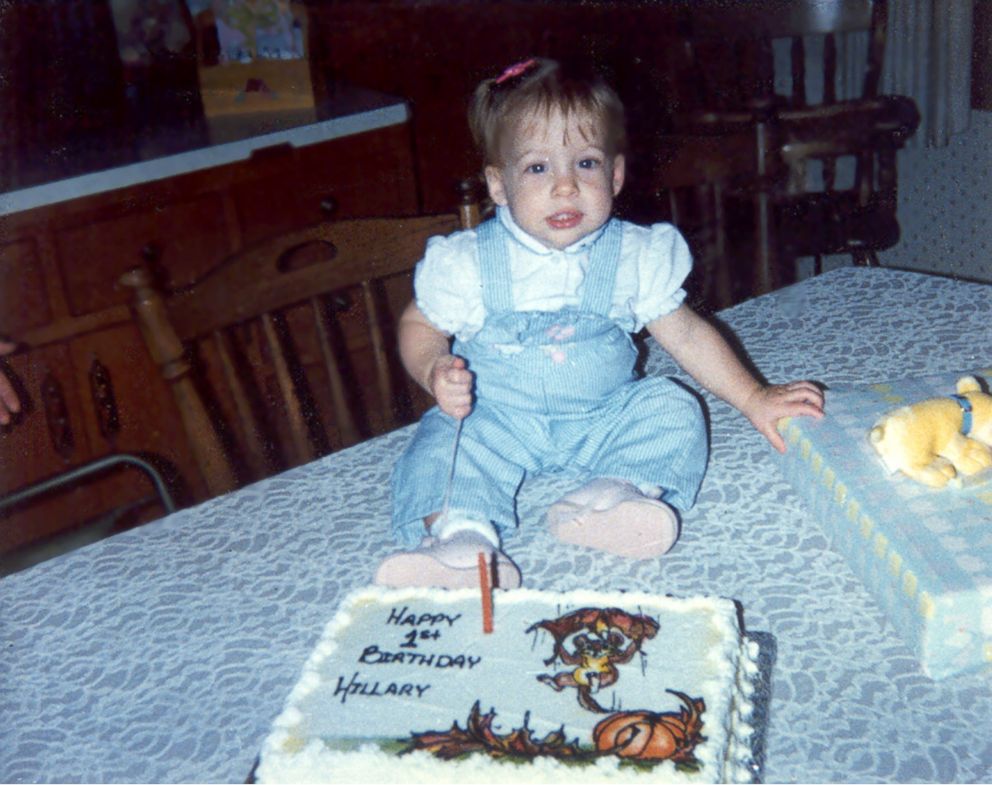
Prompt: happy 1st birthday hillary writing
<box><xmin>332</xmin><ymin>605</ymin><xmax>483</xmax><ymax>705</ymax></box>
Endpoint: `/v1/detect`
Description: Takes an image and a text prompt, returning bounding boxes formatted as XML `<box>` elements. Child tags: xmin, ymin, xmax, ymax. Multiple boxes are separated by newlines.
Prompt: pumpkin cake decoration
<box><xmin>255</xmin><ymin>587</ymin><xmax>760</xmax><ymax>783</ymax></box>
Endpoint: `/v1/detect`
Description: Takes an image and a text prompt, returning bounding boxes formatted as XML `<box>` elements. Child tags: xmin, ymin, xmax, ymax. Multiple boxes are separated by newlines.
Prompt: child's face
<box><xmin>484</xmin><ymin>107</ymin><xmax>625</xmax><ymax>250</ymax></box>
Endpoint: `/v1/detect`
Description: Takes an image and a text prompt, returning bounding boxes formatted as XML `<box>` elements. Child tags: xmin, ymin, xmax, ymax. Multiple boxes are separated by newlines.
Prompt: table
<box><xmin>3</xmin><ymin>267</ymin><xmax>991</xmax><ymax>783</ymax></box>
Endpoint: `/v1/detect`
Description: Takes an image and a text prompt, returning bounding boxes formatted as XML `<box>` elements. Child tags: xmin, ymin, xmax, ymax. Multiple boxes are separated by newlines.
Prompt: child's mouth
<box><xmin>546</xmin><ymin>211</ymin><xmax>583</xmax><ymax>230</ymax></box>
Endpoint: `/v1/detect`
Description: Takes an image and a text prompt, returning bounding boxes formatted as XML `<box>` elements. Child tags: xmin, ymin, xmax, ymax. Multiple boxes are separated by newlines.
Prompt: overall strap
<box><xmin>476</xmin><ymin>219</ymin><xmax>515</xmax><ymax>314</ymax></box>
<box><xmin>578</xmin><ymin>218</ymin><xmax>624</xmax><ymax>316</ymax></box>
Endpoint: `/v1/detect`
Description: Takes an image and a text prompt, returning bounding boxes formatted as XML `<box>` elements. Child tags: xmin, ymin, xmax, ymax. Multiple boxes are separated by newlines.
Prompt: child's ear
<box><xmin>612</xmin><ymin>154</ymin><xmax>626</xmax><ymax>197</ymax></box>
<box><xmin>484</xmin><ymin>165</ymin><xmax>509</xmax><ymax>206</ymax></box>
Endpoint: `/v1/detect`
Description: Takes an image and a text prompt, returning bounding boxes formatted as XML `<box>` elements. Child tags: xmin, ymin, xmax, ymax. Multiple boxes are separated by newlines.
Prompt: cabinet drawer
<box><xmin>229</xmin><ymin>124</ymin><xmax>420</xmax><ymax>245</ymax></box>
<box><xmin>0</xmin><ymin>236</ymin><xmax>52</xmax><ymax>333</ymax></box>
<box><xmin>296</xmin><ymin>124</ymin><xmax>419</xmax><ymax>218</ymax></box>
<box><xmin>55</xmin><ymin>192</ymin><xmax>231</xmax><ymax>316</ymax></box>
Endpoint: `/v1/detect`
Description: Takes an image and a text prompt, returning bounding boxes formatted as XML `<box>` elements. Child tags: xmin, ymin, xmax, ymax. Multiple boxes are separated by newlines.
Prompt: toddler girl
<box><xmin>376</xmin><ymin>58</ymin><xmax>823</xmax><ymax>588</ymax></box>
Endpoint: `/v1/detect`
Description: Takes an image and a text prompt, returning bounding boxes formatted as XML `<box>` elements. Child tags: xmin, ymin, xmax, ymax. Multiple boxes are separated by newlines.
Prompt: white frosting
<box><xmin>256</xmin><ymin>587</ymin><xmax>758</xmax><ymax>784</ymax></box>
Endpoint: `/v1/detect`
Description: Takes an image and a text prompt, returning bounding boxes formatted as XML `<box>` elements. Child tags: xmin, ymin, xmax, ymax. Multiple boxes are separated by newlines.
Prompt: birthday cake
<box><xmin>255</xmin><ymin>587</ymin><xmax>759</xmax><ymax>783</ymax></box>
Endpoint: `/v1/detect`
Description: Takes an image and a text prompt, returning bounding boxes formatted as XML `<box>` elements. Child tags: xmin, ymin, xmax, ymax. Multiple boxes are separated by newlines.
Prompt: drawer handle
<box><xmin>41</xmin><ymin>371</ymin><xmax>74</xmax><ymax>460</ymax></box>
<box><xmin>89</xmin><ymin>356</ymin><xmax>120</xmax><ymax>441</ymax></box>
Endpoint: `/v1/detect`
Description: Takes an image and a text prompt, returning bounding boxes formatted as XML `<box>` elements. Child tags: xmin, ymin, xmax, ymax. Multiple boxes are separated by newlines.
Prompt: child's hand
<box><xmin>0</xmin><ymin>340</ymin><xmax>21</xmax><ymax>426</ymax></box>
<box><xmin>741</xmin><ymin>381</ymin><xmax>824</xmax><ymax>454</ymax></box>
<box><xmin>429</xmin><ymin>354</ymin><xmax>474</xmax><ymax>420</ymax></box>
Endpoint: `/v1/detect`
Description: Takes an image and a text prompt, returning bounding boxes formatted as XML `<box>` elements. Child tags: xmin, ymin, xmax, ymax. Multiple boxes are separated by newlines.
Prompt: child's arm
<box><xmin>646</xmin><ymin>304</ymin><xmax>823</xmax><ymax>453</ymax></box>
<box><xmin>398</xmin><ymin>301</ymin><xmax>474</xmax><ymax>419</ymax></box>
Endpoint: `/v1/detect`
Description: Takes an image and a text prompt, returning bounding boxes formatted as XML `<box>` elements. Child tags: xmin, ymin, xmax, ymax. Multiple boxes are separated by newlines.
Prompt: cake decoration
<box><xmin>592</xmin><ymin>692</ymin><xmax>706</xmax><ymax>768</ymax></box>
<box><xmin>403</xmin><ymin>690</ymin><xmax>707</xmax><ymax>771</ymax></box>
<box><xmin>868</xmin><ymin>374</ymin><xmax>992</xmax><ymax>487</ymax></box>
<box><xmin>529</xmin><ymin>606</ymin><xmax>660</xmax><ymax>713</ymax></box>
<box><xmin>404</xmin><ymin>701</ymin><xmax>588</xmax><ymax>761</ymax></box>
<box><xmin>255</xmin><ymin>587</ymin><xmax>759</xmax><ymax>783</ymax></box>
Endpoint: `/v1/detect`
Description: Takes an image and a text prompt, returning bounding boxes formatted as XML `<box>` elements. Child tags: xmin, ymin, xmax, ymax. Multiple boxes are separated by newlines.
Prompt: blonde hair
<box><xmin>468</xmin><ymin>58</ymin><xmax>627</xmax><ymax>167</ymax></box>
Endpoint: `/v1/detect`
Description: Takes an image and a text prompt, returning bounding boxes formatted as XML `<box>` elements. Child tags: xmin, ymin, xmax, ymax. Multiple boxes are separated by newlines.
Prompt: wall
<box><xmin>877</xmin><ymin>111</ymin><xmax>992</xmax><ymax>283</ymax></box>
<box><xmin>799</xmin><ymin>112</ymin><xmax>992</xmax><ymax>284</ymax></box>
<box><xmin>308</xmin><ymin>1</ymin><xmax>684</xmax><ymax>214</ymax></box>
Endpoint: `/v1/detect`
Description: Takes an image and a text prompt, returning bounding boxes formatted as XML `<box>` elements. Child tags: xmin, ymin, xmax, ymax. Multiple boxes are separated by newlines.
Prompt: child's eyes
<box><xmin>521</xmin><ymin>157</ymin><xmax>603</xmax><ymax>174</ymax></box>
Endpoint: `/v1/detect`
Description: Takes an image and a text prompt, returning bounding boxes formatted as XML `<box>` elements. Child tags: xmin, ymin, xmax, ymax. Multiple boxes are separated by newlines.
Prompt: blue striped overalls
<box><xmin>390</xmin><ymin>218</ymin><xmax>708</xmax><ymax>547</ymax></box>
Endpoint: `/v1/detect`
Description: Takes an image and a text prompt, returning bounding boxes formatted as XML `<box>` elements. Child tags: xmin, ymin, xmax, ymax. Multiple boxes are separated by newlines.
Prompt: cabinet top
<box><xmin>0</xmin><ymin>85</ymin><xmax>409</xmax><ymax>217</ymax></box>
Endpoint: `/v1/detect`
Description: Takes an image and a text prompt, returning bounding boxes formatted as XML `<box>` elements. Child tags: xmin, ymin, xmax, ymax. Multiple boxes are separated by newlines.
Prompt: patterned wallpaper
<box><xmin>878</xmin><ymin>111</ymin><xmax>992</xmax><ymax>283</ymax></box>
<box><xmin>799</xmin><ymin>113</ymin><xmax>991</xmax><ymax>284</ymax></box>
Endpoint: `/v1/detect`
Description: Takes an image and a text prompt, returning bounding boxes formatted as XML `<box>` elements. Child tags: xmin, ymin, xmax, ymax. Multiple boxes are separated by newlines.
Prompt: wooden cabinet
<box><xmin>0</xmin><ymin>118</ymin><xmax>418</xmax><ymax>556</ymax></box>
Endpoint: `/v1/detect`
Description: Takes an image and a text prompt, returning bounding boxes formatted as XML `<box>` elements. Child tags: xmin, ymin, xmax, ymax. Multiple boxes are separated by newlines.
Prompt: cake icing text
<box><xmin>358</xmin><ymin>645</ymin><xmax>482</xmax><ymax>670</ymax></box>
<box><xmin>333</xmin><ymin>671</ymin><xmax>431</xmax><ymax>704</ymax></box>
<box><xmin>387</xmin><ymin>605</ymin><xmax>462</xmax><ymax>628</ymax></box>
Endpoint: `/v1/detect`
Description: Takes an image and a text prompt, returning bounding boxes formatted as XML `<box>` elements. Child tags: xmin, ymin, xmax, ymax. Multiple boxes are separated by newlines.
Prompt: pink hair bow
<box><xmin>495</xmin><ymin>58</ymin><xmax>537</xmax><ymax>84</ymax></box>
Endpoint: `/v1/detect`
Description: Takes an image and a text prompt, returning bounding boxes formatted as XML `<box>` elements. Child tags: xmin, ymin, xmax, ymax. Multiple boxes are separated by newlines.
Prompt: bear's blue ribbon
<box><xmin>950</xmin><ymin>394</ymin><xmax>973</xmax><ymax>435</ymax></box>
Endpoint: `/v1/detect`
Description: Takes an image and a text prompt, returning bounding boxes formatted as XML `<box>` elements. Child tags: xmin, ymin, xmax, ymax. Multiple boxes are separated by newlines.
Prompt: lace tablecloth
<box><xmin>3</xmin><ymin>267</ymin><xmax>991</xmax><ymax>783</ymax></box>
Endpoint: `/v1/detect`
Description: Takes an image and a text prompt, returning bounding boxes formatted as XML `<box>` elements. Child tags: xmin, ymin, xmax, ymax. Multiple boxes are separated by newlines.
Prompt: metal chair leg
<box><xmin>0</xmin><ymin>453</ymin><xmax>177</xmax><ymax>515</ymax></box>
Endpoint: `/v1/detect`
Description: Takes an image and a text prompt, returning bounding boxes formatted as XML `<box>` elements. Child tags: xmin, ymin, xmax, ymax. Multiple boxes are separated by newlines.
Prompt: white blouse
<box><xmin>414</xmin><ymin>206</ymin><xmax>691</xmax><ymax>341</ymax></box>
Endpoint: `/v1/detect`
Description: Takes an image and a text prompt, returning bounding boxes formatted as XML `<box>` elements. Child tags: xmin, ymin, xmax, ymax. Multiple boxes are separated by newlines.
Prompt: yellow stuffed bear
<box><xmin>869</xmin><ymin>375</ymin><xmax>992</xmax><ymax>488</ymax></box>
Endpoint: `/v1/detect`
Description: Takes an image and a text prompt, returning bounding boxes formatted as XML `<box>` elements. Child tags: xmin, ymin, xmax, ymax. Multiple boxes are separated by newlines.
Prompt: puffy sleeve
<box><xmin>412</xmin><ymin>228</ymin><xmax>486</xmax><ymax>339</ymax></box>
<box><xmin>619</xmin><ymin>222</ymin><xmax>692</xmax><ymax>330</ymax></box>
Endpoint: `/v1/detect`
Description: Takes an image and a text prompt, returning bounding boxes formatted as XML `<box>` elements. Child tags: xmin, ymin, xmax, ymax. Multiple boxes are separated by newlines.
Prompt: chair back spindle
<box><xmin>310</xmin><ymin>297</ymin><xmax>361</xmax><ymax>447</ymax></box>
<box><xmin>210</xmin><ymin>328</ymin><xmax>269</xmax><ymax>478</ymax></box>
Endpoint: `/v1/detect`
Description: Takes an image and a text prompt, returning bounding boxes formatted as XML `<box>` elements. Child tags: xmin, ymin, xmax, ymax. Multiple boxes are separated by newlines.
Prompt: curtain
<box><xmin>882</xmin><ymin>0</ymin><xmax>975</xmax><ymax>147</ymax></box>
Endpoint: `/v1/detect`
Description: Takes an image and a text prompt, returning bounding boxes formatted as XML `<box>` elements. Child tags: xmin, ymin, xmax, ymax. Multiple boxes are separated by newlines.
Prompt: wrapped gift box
<box><xmin>774</xmin><ymin>369</ymin><xmax>992</xmax><ymax>680</ymax></box>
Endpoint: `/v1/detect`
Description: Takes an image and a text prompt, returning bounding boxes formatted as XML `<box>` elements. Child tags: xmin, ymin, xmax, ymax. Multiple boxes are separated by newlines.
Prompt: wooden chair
<box><xmin>655</xmin><ymin>0</ymin><xmax>919</xmax><ymax>306</ymax></box>
<box><xmin>121</xmin><ymin>185</ymin><xmax>481</xmax><ymax>498</ymax></box>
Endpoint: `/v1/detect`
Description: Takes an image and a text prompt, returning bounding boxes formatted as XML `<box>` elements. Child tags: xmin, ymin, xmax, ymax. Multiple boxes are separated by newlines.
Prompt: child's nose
<box><xmin>552</xmin><ymin>171</ymin><xmax>578</xmax><ymax>196</ymax></box>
